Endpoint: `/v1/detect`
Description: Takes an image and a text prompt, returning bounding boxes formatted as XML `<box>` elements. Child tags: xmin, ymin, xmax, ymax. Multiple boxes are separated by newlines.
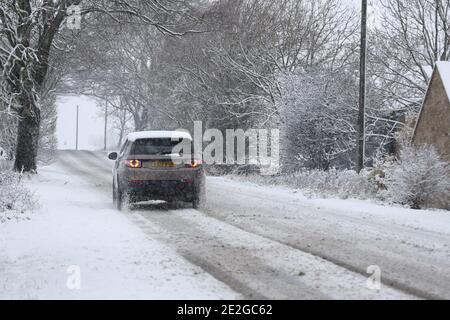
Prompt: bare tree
<box><xmin>0</xmin><ymin>0</ymin><xmax>201</xmax><ymax>172</ymax></box>
<box><xmin>361</xmin><ymin>0</ymin><xmax>450</xmax><ymax>164</ymax></box>
<box><xmin>371</xmin><ymin>0</ymin><xmax>450</xmax><ymax>113</ymax></box>
<box><xmin>167</xmin><ymin>0</ymin><xmax>358</xmax><ymax>134</ymax></box>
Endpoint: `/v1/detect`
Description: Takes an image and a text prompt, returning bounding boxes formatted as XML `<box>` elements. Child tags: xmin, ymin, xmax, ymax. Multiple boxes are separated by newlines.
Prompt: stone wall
<box><xmin>413</xmin><ymin>70</ymin><xmax>450</xmax><ymax>209</ymax></box>
<box><xmin>414</xmin><ymin>71</ymin><xmax>450</xmax><ymax>161</ymax></box>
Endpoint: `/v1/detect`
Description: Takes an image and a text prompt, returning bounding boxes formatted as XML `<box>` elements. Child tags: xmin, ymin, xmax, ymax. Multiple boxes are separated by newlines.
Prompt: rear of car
<box><xmin>109</xmin><ymin>131</ymin><xmax>205</xmax><ymax>210</ymax></box>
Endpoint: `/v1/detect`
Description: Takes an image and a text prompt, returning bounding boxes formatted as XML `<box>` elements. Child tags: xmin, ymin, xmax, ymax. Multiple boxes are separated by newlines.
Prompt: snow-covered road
<box><xmin>0</xmin><ymin>153</ymin><xmax>239</xmax><ymax>299</ymax></box>
<box><xmin>33</xmin><ymin>150</ymin><xmax>449</xmax><ymax>300</ymax></box>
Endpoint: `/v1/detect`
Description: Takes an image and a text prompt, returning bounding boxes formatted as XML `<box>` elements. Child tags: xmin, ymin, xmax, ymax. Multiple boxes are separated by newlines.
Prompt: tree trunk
<box><xmin>14</xmin><ymin>110</ymin><xmax>41</xmax><ymax>173</ymax></box>
<box><xmin>117</xmin><ymin>126</ymin><xmax>124</xmax><ymax>149</ymax></box>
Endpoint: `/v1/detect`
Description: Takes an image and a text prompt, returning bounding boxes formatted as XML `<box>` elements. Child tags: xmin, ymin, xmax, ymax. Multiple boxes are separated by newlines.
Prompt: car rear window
<box><xmin>130</xmin><ymin>138</ymin><xmax>190</xmax><ymax>155</ymax></box>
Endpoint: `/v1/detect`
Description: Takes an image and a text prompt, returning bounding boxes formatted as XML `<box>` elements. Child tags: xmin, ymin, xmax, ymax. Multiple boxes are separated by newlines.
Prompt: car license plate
<box><xmin>153</xmin><ymin>161</ymin><xmax>175</xmax><ymax>168</ymax></box>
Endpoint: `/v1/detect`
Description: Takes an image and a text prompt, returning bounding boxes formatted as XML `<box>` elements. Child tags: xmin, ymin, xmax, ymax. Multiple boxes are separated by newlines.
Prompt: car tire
<box><xmin>192</xmin><ymin>182</ymin><xmax>206</xmax><ymax>210</ymax></box>
<box><xmin>192</xmin><ymin>198</ymin><xmax>200</xmax><ymax>209</ymax></box>
<box><xmin>113</xmin><ymin>181</ymin><xmax>124</xmax><ymax>211</ymax></box>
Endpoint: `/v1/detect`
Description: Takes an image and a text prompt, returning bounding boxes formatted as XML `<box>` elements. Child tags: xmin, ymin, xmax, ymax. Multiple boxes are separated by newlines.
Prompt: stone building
<box><xmin>412</xmin><ymin>61</ymin><xmax>450</xmax><ymax>209</ymax></box>
<box><xmin>413</xmin><ymin>61</ymin><xmax>450</xmax><ymax>162</ymax></box>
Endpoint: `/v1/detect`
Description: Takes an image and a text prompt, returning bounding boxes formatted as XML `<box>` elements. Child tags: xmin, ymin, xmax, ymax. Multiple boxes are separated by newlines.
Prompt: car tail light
<box><xmin>129</xmin><ymin>180</ymin><xmax>144</xmax><ymax>184</ymax></box>
<box><xmin>124</xmin><ymin>159</ymin><xmax>142</xmax><ymax>168</ymax></box>
<box><xmin>186</xmin><ymin>159</ymin><xmax>202</xmax><ymax>168</ymax></box>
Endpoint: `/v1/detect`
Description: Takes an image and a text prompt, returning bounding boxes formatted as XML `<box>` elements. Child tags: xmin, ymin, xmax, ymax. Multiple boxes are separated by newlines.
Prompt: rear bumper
<box><xmin>116</xmin><ymin>163</ymin><xmax>205</xmax><ymax>203</ymax></box>
<box><xmin>128</xmin><ymin>166</ymin><xmax>203</xmax><ymax>180</ymax></box>
<box><xmin>120</xmin><ymin>167</ymin><xmax>205</xmax><ymax>202</ymax></box>
<box><xmin>126</xmin><ymin>180</ymin><xmax>200</xmax><ymax>202</ymax></box>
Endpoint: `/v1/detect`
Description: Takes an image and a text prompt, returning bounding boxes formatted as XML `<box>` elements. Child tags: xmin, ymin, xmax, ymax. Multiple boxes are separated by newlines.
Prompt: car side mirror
<box><xmin>108</xmin><ymin>152</ymin><xmax>118</xmax><ymax>160</ymax></box>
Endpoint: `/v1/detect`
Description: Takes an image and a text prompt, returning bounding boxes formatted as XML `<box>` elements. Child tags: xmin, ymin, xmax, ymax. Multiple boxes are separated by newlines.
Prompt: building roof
<box><xmin>436</xmin><ymin>61</ymin><xmax>450</xmax><ymax>98</ymax></box>
<box><xmin>127</xmin><ymin>130</ymin><xmax>192</xmax><ymax>142</ymax></box>
<box><xmin>413</xmin><ymin>61</ymin><xmax>450</xmax><ymax>141</ymax></box>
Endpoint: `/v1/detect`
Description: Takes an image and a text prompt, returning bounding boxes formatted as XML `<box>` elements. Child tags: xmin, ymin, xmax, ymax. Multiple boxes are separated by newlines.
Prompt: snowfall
<box><xmin>1</xmin><ymin>152</ymin><xmax>450</xmax><ymax>299</ymax></box>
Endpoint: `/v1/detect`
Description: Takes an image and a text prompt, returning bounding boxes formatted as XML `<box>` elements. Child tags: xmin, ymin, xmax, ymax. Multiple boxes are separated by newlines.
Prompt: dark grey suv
<box><xmin>108</xmin><ymin>131</ymin><xmax>205</xmax><ymax>210</ymax></box>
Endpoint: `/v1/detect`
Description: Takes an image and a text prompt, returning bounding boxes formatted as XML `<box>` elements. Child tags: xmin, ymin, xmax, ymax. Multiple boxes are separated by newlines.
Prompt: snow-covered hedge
<box><xmin>0</xmin><ymin>170</ymin><xmax>38</xmax><ymax>222</ymax></box>
<box><xmin>230</xmin><ymin>168</ymin><xmax>377</xmax><ymax>200</ymax></box>
<box><xmin>282</xmin><ymin>169</ymin><xmax>377</xmax><ymax>199</ymax></box>
<box><xmin>227</xmin><ymin>144</ymin><xmax>450</xmax><ymax>210</ymax></box>
<box><xmin>383</xmin><ymin>145</ymin><xmax>450</xmax><ymax>209</ymax></box>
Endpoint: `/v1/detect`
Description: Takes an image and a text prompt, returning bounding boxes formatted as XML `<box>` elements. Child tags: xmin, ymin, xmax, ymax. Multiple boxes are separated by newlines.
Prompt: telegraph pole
<box><xmin>104</xmin><ymin>101</ymin><xmax>108</xmax><ymax>151</ymax></box>
<box><xmin>357</xmin><ymin>0</ymin><xmax>368</xmax><ymax>173</ymax></box>
<box><xmin>435</xmin><ymin>0</ymin><xmax>439</xmax><ymax>62</ymax></box>
<box><xmin>75</xmin><ymin>105</ymin><xmax>79</xmax><ymax>151</ymax></box>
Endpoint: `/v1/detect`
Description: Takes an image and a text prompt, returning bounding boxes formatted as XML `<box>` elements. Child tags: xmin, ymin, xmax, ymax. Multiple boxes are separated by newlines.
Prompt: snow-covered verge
<box><xmin>0</xmin><ymin>170</ymin><xmax>38</xmax><ymax>222</ymax></box>
<box><xmin>381</xmin><ymin>144</ymin><xmax>450</xmax><ymax>209</ymax></box>
<box><xmin>225</xmin><ymin>144</ymin><xmax>450</xmax><ymax>211</ymax></box>
<box><xmin>213</xmin><ymin>176</ymin><xmax>450</xmax><ymax>236</ymax></box>
<box><xmin>0</xmin><ymin>163</ymin><xmax>239</xmax><ymax>299</ymax></box>
<box><xmin>205</xmin><ymin>176</ymin><xmax>450</xmax><ymax>298</ymax></box>
<box><xmin>226</xmin><ymin>169</ymin><xmax>377</xmax><ymax>200</ymax></box>
<box><xmin>226</xmin><ymin>170</ymin><xmax>449</xmax><ymax>214</ymax></box>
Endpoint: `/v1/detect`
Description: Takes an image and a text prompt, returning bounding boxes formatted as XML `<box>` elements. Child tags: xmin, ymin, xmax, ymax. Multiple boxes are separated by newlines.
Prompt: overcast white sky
<box><xmin>56</xmin><ymin>95</ymin><xmax>106</xmax><ymax>150</ymax></box>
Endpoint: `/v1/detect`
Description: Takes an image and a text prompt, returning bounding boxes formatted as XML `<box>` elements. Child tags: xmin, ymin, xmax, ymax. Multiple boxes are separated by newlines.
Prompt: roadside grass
<box><xmin>0</xmin><ymin>169</ymin><xmax>38</xmax><ymax>222</ymax></box>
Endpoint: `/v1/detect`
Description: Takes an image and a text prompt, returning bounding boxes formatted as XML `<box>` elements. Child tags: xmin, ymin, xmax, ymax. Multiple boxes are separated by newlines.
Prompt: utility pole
<box><xmin>104</xmin><ymin>101</ymin><xmax>108</xmax><ymax>151</ymax></box>
<box><xmin>75</xmin><ymin>105</ymin><xmax>79</xmax><ymax>151</ymax></box>
<box><xmin>435</xmin><ymin>0</ymin><xmax>439</xmax><ymax>62</ymax></box>
<box><xmin>357</xmin><ymin>0</ymin><xmax>368</xmax><ymax>173</ymax></box>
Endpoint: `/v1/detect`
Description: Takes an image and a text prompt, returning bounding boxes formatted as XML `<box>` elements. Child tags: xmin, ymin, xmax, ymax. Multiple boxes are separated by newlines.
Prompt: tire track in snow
<box><xmin>204</xmin><ymin>179</ymin><xmax>450</xmax><ymax>300</ymax></box>
<box><xmin>56</xmin><ymin>151</ymin><xmax>265</xmax><ymax>299</ymax></box>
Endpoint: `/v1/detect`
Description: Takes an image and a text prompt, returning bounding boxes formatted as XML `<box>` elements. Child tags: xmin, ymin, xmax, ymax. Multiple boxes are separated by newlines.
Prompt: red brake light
<box><xmin>125</xmin><ymin>159</ymin><xmax>142</xmax><ymax>168</ymax></box>
<box><xmin>129</xmin><ymin>180</ymin><xmax>144</xmax><ymax>184</ymax></box>
<box><xmin>187</xmin><ymin>159</ymin><xmax>202</xmax><ymax>168</ymax></box>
